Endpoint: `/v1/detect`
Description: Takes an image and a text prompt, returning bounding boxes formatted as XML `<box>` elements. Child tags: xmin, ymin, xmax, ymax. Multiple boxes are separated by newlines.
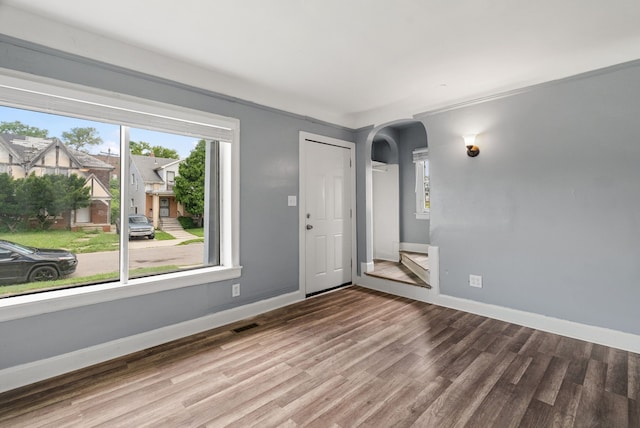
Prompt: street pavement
<box><xmin>72</xmin><ymin>237</ymin><xmax>205</xmax><ymax>278</ymax></box>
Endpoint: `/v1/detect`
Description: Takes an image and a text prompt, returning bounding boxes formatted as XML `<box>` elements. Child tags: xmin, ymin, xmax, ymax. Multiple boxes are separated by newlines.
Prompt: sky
<box><xmin>0</xmin><ymin>105</ymin><xmax>199</xmax><ymax>159</ymax></box>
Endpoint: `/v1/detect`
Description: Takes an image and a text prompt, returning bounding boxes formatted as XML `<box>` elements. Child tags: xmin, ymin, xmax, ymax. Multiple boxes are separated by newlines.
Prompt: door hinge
<box><xmin>350</xmin><ymin>209</ymin><xmax>352</xmax><ymax>218</ymax></box>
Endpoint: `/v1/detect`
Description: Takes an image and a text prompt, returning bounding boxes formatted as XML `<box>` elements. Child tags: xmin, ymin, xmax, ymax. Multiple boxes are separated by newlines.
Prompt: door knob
<box><xmin>306</xmin><ymin>224</ymin><xmax>313</xmax><ymax>230</ymax></box>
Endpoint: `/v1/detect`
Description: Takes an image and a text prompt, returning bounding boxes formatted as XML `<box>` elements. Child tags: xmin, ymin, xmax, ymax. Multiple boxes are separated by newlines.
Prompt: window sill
<box><xmin>416</xmin><ymin>212</ymin><xmax>430</xmax><ymax>220</ymax></box>
<box><xmin>0</xmin><ymin>265</ymin><xmax>242</xmax><ymax>322</ymax></box>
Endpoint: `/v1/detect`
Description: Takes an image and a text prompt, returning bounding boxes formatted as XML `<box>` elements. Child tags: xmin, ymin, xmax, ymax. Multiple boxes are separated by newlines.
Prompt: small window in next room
<box><xmin>413</xmin><ymin>148</ymin><xmax>429</xmax><ymax>220</ymax></box>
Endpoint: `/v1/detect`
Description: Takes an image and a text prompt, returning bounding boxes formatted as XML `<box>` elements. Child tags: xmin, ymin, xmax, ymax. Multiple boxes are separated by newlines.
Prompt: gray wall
<box><xmin>397</xmin><ymin>124</ymin><xmax>429</xmax><ymax>244</ymax></box>
<box><xmin>421</xmin><ymin>62</ymin><xmax>640</xmax><ymax>335</ymax></box>
<box><xmin>371</xmin><ymin>139</ymin><xmax>393</xmax><ymax>163</ymax></box>
<box><xmin>0</xmin><ymin>36</ymin><xmax>353</xmax><ymax>369</ymax></box>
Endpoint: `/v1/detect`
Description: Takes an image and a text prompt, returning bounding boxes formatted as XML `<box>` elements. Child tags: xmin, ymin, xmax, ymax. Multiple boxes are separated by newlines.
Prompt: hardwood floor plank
<box><xmin>584</xmin><ymin>358</ymin><xmax>608</xmax><ymax>391</ymax></box>
<box><xmin>376</xmin><ymin>351</ymin><xmax>426</xmax><ymax>382</ymax></box>
<box><xmin>440</xmin><ymin>347</ymin><xmax>483</xmax><ymax>381</ymax></box>
<box><xmin>606</xmin><ymin>347</ymin><xmax>630</xmax><ymax>397</ymax></box>
<box><xmin>630</xmin><ymin>352</ymin><xmax>640</xmax><ymax>401</ymax></box>
<box><xmin>465</xmin><ymin>378</ymin><xmax>514</xmax><ymax>427</ymax></box>
<box><xmin>303</xmin><ymin>375</ymin><xmax>406</xmax><ymax>427</ymax></box>
<box><xmin>603</xmin><ymin>390</ymin><xmax>629</xmax><ymax>428</ymax></box>
<box><xmin>537</xmin><ymin>331</ymin><xmax>562</xmax><ymax>355</ymax></box>
<box><xmin>551</xmin><ymin>378</ymin><xmax>583</xmax><ymax>425</ymax></box>
<box><xmin>506</xmin><ymin>326</ymin><xmax>537</xmax><ymax>354</ymax></box>
<box><xmin>534</xmin><ymin>355</ymin><xmax>570</xmax><ymax>405</ymax></box>
<box><xmin>503</xmin><ymin>353</ymin><xmax>534</xmax><ymax>385</ymax></box>
<box><xmin>358</xmin><ymin>376</ymin><xmax>451</xmax><ymax>428</ymax></box>
<box><xmin>519</xmin><ymin>399</ymin><xmax>555</xmax><ymax>428</ymax></box>
<box><xmin>484</xmin><ymin>333</ymin><xmax>512</xmax><ymax>355</ymax></box>
<box><xmin>555</xmin><ymin>336</ymin><xmax>594</xmax><ymax>361</ymax></box>
<box><xmin>629</xmin><ymin>398</ymin><xmax>640</xmax><ymax>428</ymax></box>
<box><xmin>471</xmin><ymin>331</ymin><xmax>500</xmax><ymax>352</ymax></box>
<box><xmin>591</xmin><ymin>343</ymin><xmax>611</xmax><ymax>362</ymax></box>
<box><xmin>574</xmin><ymin>384</ymin><xmax>629</xmax><ymax>428</ymax></box>
<box><xmin>0</xmin><ymin>286</ymin><xmax>637</xmax><ymax>428</ymax></box>
<box><xmin>565</xmin><ymin>357</ymin><xmax>590</xmax><ymax>386</ymax></box>
<box><xmin>412</xmin><ymin>350</ymin><xmax>517</xmax><ymax>427</ymax></box>
<box><xmin>283</xmin><ymin>375</ymin><xmax>354</xmax><ymax>425</ymax></box>
<box><xmin>489</xmin><ymin>352</ymin><xmax>553</xmax><ymax>427</ymax></box>
<box><xmin>518</xmin><ymin>329</ymin><xmax>547</xmax><ymax>357</ymax></box>
<box><xmin>339</xmin><ymin>341</ymin><xmax>407</xmax><ymax>378</ymax></box>
<box><xmin>196</xmin><ymin>371</ymin><xmax>312</xmax><ymax>427</ymax></box>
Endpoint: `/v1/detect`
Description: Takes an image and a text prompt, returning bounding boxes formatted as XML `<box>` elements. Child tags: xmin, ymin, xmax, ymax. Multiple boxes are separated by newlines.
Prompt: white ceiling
<box><xmin>1</xmin><ymin>1</ymin><xmax>640</xmax><ymax>128</ymax></box>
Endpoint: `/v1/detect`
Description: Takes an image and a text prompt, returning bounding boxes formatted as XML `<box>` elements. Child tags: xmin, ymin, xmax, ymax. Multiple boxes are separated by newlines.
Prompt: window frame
<box><xmin>0</xmin><ymin>71</ymin><xmax>241</xmax><ymax>322</ymax></box>
<box><xmin>414</xmin><ymin>148</ymin><xmax>430</xmax><ymax>220</ymax></box>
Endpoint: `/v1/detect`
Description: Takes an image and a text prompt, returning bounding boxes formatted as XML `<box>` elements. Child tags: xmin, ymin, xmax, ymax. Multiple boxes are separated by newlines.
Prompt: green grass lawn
<box><xmin>186</xmin><ymin>228</ymin><xmax>204</xmax><ymax>237</ymax></box>
<box><xmin>0</xmin><ymin>230</ymin><xmax>118</xmax><ymax>253</ymax></box>
<box><xmin>0</xmin><ymin>229</ymin><xmax>183</xmax><ymax>253</ymax></box>
<box><xmin>0</xmin><ymin>265</ymin><xmax>181</xmax><ymax>297</ymax></box>
<box><xmin>154</xmin><ymin>230</ymin><xmax>174</xmax><ymax>240</ymax></box>
<box><xmin>178</xmin><ymin>238</ymin><xmax>205</xmax><ymax>245</ymax></box>
<box><xmin>177</xmin><ymin>216</ymin><xmax>203</xmax><ymax>238</ymax></box>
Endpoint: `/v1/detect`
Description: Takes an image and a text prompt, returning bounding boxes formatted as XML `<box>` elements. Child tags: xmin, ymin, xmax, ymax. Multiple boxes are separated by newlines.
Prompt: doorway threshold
<box><xmin>306</xmin><ymin>282</ymin><xmax>352</xmax><ymax>298</ymax></box>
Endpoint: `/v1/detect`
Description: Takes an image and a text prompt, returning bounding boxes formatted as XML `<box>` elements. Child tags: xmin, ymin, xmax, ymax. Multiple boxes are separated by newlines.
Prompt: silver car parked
<box><xmin>116</xmin><ymin>215</ymin><xmax>155</xmax><ymax>240</ymax></box>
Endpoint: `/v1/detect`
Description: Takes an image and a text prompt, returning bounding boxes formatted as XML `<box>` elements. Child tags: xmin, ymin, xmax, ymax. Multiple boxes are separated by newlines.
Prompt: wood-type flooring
<box><xmin>0</xmin><ymin>286</ymin><xmax>638</xmax><ymax>427</ymax></box>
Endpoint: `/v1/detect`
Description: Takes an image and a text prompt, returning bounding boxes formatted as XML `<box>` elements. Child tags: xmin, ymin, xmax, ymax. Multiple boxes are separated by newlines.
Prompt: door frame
<box><xmin>299</xmin><ymin>131</ymin><xmax>357</xmax><ymax>296</ymax></box>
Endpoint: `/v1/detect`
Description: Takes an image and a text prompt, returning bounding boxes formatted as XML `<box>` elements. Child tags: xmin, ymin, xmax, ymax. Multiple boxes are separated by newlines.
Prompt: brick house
<box><xmin>129</xmin><ymin>154</ymin><xmax>184</xmax><ymax>229</ymax></box>
<box><xmin>0</xmin><ymin>134</ymin><xmax>114</xmax><ymax>231</ymax></box>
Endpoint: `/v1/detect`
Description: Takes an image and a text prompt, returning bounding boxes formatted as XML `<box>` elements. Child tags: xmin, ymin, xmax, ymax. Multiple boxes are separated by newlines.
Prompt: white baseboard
<box><xmin>361</xmin><ymin>261</ymin><xmax>375</xmax><ymax>274</ymax></box>
<box><xmin>433</xmin><ymin>294</ymin><xmax>640</xmax><ymax>354</ymax></box>
<box><xmin>0</xmin><ymin>290</ymin><xmax>304</xmax><ymax>394</ymax></box>
<box><xmin>399</xmin><ymin>242</ymin><xmax>430</xmax><ymax>253</ymax></box>
<box><xmin>355</xmin><ymin>278</ymin><xmax>640</xmax><ymax>354</ymax></box>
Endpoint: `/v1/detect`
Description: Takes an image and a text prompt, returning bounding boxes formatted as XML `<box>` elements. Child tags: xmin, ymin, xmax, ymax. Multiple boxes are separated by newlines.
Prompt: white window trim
<box><xmin>0</xmin><ymin>70</ymin><xmax>241</xmax><ymax>322</ymax></box>
<box><xmin>414</xmin><ymin>148</ymin><xmax>430</xmax><ymax>220</ymax></box>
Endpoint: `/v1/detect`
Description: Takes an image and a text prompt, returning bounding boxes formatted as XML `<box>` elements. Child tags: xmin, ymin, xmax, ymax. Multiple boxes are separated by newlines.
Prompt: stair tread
<box><xmin>367</xmin><ymin>259</ymin><xmax>431</xmax><ymax>289</ymax></box>
<box><xmin>400</xmin><ymin>251</ymin><xmax>429</xmax><ymax>270</ymax></box>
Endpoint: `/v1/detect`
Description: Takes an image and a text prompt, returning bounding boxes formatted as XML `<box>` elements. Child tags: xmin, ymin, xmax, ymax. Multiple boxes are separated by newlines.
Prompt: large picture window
<box><xmin>0</xmin><ymin>72</ymin><xmax>240</xmax><ymax>313</ymax></box>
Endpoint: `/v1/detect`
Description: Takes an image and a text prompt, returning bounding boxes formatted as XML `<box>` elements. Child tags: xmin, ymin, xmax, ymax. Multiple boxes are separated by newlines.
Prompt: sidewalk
<box><xmin>128</xmin><ymin>228</ymin><xmax>200</xmax><ymax>249</ymax></box>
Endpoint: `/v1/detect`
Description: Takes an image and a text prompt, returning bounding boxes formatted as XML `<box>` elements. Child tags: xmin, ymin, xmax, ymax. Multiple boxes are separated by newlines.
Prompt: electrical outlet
<box><xmin>232</xmin><ymin>283</ymin><xmax>240</xmax><ymax>297</ymax></box>
<box><xmin>469</xmin><ymin>274</ymin><xmax>483</xmax><ymax>288</ymax></box>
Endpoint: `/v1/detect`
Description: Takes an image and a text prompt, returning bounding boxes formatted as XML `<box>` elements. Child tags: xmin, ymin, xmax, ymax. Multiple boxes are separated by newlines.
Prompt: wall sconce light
<box><xmin>463</xmin><ymin>134</ymin><xmax>480</xmax><ymax>157</ymax></box>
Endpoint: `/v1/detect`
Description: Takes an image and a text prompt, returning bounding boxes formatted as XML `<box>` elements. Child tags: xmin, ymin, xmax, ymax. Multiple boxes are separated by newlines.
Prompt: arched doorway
<box><xmin>362</xmin><ymin>119</ymin><xmax>432</xmax><ymax>289</ymax></box>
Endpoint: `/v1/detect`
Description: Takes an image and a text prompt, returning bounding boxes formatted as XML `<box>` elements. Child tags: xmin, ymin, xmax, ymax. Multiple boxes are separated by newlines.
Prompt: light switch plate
<box><xmin>288</xmin><ymin>195</ymin><xmax>297</xmax><ymax>206</ymax></box>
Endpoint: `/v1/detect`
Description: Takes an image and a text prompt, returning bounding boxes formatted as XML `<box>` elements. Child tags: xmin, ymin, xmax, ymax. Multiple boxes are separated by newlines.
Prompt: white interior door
<box><xmin>304</xmin><ymin>140</ymin><xmax>352</xmax><ymax>294</ymax></box>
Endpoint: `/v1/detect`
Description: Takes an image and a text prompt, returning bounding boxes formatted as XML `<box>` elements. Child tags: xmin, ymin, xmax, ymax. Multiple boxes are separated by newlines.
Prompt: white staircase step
<box><xmin>400</xmin><ymin>251</ymin><xmax>429</xmax><ymax>284</ymax></box>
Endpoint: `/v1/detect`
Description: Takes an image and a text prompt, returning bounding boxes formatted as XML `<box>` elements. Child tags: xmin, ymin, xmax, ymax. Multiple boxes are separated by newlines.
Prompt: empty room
<box><xmin>0</xmin><ymin>1</ymin><xmax>639</xmax><ymax>427</ymax></box>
